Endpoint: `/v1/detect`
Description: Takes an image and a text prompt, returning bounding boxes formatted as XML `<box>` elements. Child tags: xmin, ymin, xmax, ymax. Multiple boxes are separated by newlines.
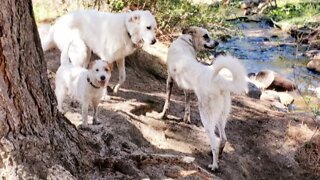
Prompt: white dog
<box><xmin>42</xmin><ymin>9</ymin><xmax>157</xmax><ymax>93</ymax></box>
<box><xmin>159</xmin><ymin>27</ymin><xmax>247</xmax><ymax>170</ymax></box>
<box><xmin>55</xmin><ymin>42</ymin><xmax>111</xmax><ymax>125</ymax></box>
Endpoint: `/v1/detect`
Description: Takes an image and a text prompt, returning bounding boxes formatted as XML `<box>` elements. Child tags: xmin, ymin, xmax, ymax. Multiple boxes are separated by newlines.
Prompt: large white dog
<box><xmin>55</xmin><ymin>42</ymin><xmax>111</xmax><ymax>125</ymax></box>
<box><xmin>42</xmin><ymin>9</ymin><xmax>157</xmax><ymax>92</ymax></box>
<box><xmin>159</xmin><ymin>27</ymin><xmax>247</xmax><ymax>170</ymax></box>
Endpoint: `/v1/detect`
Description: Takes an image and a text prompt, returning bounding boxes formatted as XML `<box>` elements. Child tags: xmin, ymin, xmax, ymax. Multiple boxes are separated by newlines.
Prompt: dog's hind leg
<box><xmin>199</xmin><ymin>105</ymin><xmax>220</xmax><ymax>171</ymax></box>
<box><xmin>156</xmin><ymin>75</ymin><xmax>174</xmax><ymax>119</ymax></box>
<box><xmin>218</xmin><ymin>93</ymin><xmax>231</xmax><ymax>157</ymax></box>
<box><xmin>113</xmin><ymin>58</ymin><xmax>126</xmax><ymax>93</ymax></box>
<box><xmin>183</xmin><ymin>90</ymin><xmax>191</xmax><ymax>123</ymax></box>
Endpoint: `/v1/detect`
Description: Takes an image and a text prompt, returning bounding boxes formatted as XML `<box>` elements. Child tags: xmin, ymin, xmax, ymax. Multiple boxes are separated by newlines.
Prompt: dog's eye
<box><xmin>146</xmin><ymin>26</ymin><xmax>151</xmax><ymax>30</ymax></box>
<box><xmin>105</xmin><ymin>68</ymin><xmax>109</xmax><ymax>72</ymax></box>
<box><xmin>203</xmin><ymin>34</ymin><xmax>210</xmax><ymax>40</ymax></box>
<box><xmin>96</xmin><ymin>69</ymin><xmax>99</xmax><ymax>72</ymax></box>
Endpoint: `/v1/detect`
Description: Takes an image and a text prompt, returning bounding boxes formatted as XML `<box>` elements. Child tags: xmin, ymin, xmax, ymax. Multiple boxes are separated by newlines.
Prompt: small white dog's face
<box><xmin>182</xmin><ymin>26</ymin><xmax>219</xmax><ymax>51</ymax></box>
<box><xmin>88</xmin><ymin>60</ymin><xmax>111</xmax><ymax>87</ymax></box>
<box><xmin>126</xmin><ymin>10</ymin><xmax>157</xmax><ymax>46</ymax></box>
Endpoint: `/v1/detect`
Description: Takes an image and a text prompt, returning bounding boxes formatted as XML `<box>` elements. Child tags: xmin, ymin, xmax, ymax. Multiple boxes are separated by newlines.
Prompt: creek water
<box><xmin>216</xmin><ymin>20</ymin><xmax>320</xmax><ymax>110</ymax></box>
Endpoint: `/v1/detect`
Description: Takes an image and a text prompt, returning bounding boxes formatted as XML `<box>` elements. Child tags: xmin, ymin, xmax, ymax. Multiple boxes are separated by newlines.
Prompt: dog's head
<box><xmin>126</xmin><ymin>10</ymin><xmax>157</xmax><ymax>46</ymax></box>
<box><xmin>182</xmin><ymin>26</ymin><xmax>219</xmax><ymax>51</ymax></box>
<box><xmin>88</xmin><ymin>60</ymin><xmax>111</xmax><ymax>87</ymax></box>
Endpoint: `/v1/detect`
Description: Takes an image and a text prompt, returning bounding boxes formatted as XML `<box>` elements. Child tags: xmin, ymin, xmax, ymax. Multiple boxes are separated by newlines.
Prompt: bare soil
<box><xmin>45</xmin><ymin>49</ymin><xmax>319</xmax><ymax>179</ymax></box>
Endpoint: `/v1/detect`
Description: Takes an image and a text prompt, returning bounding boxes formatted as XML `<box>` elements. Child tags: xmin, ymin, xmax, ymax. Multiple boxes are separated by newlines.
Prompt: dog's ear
<box><xmin>87</xmin><ymin>61</ymin><xmax>95</xmax><ymax>69</ymax></box>
<box><xmin>106</xmin><ymin>63</ymin><xmax>113</xmax><ymax>72</ymax></box>
<box><xmin>182</xmin><ymin>27</ymin><xmax>196</xmax><ymax>35</ymax></box>
<box><xmin>128</xmin><ymin>14</ymin><xmax>140</xmax><ymax>23</ymax></box>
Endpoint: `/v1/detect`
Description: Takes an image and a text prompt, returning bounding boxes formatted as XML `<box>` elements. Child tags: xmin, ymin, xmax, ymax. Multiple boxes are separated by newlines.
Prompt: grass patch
<box><xmin>266</xmin><ymin>0</ymin><xmax>320</xmax><ymax>26</ymax></box>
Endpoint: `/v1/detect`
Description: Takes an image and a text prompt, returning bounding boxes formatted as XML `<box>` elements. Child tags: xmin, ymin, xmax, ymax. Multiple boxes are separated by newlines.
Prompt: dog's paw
<box><xmin>208</xmin><ymin>163</ymin><xmax>219</xmax><ymax>171</ymax></box>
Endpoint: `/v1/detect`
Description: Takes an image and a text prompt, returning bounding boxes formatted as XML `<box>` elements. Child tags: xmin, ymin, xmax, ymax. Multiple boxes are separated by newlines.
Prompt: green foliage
<box><xmin>304</xmin><ymin>95</ymin><xmax>320</xmax><ymax>117</ymax></box>
<box><xmin>266</xmin><ymin>2</ymin><xmax>320</xmax><ymax>22</ymax></box>
<box><xmin>33</xmin><ymin>0</ymin><xmax>238</xmax><ymax>36</ymax></box>
<box><xmin>110</xmin><ymin>0</ymin><xmax>125</xmax><ymax>12</ymax></box>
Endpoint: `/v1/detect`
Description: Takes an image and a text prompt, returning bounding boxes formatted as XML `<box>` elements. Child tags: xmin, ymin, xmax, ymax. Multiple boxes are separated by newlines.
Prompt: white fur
<box><xmin>55</xmin><ymin>43</ymin><xmax>111</xmax><ymax>124</ymax></box>
<box><xmin>42</xmin><ymin>9</ymin><xmax>157</xmax><ymax>92</ymax></box>
<box><xmin>167</xmin><ymin>29</ymin><xmax>247</xmax><ymax>170</ymax></box>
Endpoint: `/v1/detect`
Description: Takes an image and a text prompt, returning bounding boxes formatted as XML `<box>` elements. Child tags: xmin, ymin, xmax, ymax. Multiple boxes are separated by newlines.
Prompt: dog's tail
<box><xmin>211</xmin><ymin>55</ymin><xmax>247</xmax><ymax>94</ymax></box>
<box><xmin>60</xmin><ymin>40</ymin><xmax>72</xmax><ymax>66</ymax></box>
<box><xmin>41</xmin><ymin>25</ymin><xmax>55</xmax><ymax>51</ymax></box>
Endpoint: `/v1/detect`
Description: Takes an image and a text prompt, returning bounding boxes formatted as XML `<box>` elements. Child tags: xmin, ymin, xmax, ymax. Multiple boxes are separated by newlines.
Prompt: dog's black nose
<box><xmin>100</xmin><ymin>75</ymin><xmax>106</xmax><ymax>80</ymax></box>
<box><xmin>151</xmin><ymin>39</ymin><xmax>157</xmax><ymax>45</ymax></box>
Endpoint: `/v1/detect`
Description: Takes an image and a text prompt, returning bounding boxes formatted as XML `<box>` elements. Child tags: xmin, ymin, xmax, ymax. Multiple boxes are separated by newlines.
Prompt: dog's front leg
<box><xmin>157</xmin><ymin>76</ymin><xmax>174</xmax><ymax>119</ymax></box>
<box><xmin>92</xmin><ymin>99</ymin><xmax>100</xmax><ymax>125</ymax></box>
<box><xmin>183</xmin><ymin>90</ymin><xmax>191</xmax><ymax>123</ymax></box>
<box><xmin>55</xmin><ymin>86</ymin><xmax>66</xmax><ymax>114</ymax></box>
<box><xmin>81</xmin><ymin>101</ymin><xmax>89</xmax><ymax>125</ymax></box>
<box><xmin>113</xmin><ymin>58</ymin><xmax>126</xmax><ymax>93</ymax></box>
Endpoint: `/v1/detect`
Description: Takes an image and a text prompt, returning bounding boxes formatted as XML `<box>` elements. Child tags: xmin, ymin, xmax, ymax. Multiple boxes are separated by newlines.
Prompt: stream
<box><xmin>216</xmin><ymin>20</ymin><xmax>320</xmax><ymax>110</ymax></box>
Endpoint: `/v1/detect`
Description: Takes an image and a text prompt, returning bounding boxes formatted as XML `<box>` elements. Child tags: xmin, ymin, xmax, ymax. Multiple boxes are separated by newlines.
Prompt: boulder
<box><xmin>305</xmin><ymin>50</ymin><xmax>320</xmax><ymax>60</ymax></box>
<box><xmin>253</xmin><ymin>70</ymin><xmax>275</xmax><ymax>89</ymax></box>
<box><xmin>260</xmin><ymin>90</ymin><xmax>294</xmax><ymax>107</ymax></box>
<box><xmin>260</xmin><ymin>90</ymin><xmax>280</xmax><ymax>102</ymax></box>
<box><xmin>307</xmin><ymin>59</ymin><xmax>320</xmax><ymax>73</ymax></box>
<box><xmin>277</xmin><ymin>92</ymin><xmax>294</xmax><ymax>105</ymax></box>
<box><xmin>249</xmin><ymin>70</ymin><xmax>296</xmax><ymax>91</ymax></box>
<box><xmin>246</xmin><ymin>81</ymin><xmax>262</xmax><ymax>99</ymax></box>
<box><xmin>268</xmin><ymin>73</ymin><xmax>296</xmax><ymax>91</ymax></box>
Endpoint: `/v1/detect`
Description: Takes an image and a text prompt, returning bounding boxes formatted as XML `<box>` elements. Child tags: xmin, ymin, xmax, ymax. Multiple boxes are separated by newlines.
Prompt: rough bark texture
<box><xmin>0</xmin><ymin>0</ymin><xmax>88</xmax><ymax>178</ymax></box>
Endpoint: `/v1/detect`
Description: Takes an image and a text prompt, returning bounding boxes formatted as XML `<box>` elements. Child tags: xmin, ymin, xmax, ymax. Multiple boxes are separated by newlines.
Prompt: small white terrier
<box><xmin>55</xmin><ymin>43</ymin><xmax>111</xmax><ymax>124</ymax></box>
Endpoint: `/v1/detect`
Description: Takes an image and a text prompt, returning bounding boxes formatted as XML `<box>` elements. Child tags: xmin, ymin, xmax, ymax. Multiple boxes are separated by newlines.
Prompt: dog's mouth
<box><xmin>98</xmin><ymin>80</ymin><xmax>107</xmax><ymax>87</ymax></box>
<box><xmin>204</xmin><ymin>41</ymin><xmax>219</xmax><ymax>49</ymax></box>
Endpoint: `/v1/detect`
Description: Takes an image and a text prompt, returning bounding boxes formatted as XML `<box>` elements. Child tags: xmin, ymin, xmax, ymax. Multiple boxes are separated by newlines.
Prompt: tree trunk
<box><xmin>0</xmin><ymin>0</ymin><xmax>90</xmax><ymax>178</ymax></box>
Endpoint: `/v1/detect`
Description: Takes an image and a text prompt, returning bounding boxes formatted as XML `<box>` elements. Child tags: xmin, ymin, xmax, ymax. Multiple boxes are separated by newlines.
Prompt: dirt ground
<box><xmin>45</xmin><ymin>48</ymin><xmax>319</xmax><ymax>180</ymax></box>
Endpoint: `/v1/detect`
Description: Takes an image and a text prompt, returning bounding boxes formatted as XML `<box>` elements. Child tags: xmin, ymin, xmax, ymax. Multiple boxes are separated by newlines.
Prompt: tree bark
<box><xmin>0</xmin><ymin>0</ymin><xmax>89</xmax><ymax>178</ymax></box>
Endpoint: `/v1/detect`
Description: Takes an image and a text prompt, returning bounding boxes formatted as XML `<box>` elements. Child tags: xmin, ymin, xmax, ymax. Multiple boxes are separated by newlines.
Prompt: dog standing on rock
<box><xmin>157</xmin><ymin>26</ymin><xmax>247</xmax><ymax>170</ymax></box>
<box><xmin>42</xmin><ymin>9</ymin><xmax>157</xmax><ymax>94</ymax></box>
<box><xmin>55</xmin><ymin>42</ymin><xmax>111</xmax><ymax>125</ymax></box>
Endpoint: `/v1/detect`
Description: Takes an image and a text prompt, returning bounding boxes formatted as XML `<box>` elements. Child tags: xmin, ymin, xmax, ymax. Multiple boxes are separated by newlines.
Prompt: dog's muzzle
<box><xmin>150</xmin><ymin>39</ymin><xmax>157</xmax><ymax>45</ymax></box>
<box><xmin>204</xmin><ymin>41</ymin><xmax>219</xmax><ymax>49</ymax></box>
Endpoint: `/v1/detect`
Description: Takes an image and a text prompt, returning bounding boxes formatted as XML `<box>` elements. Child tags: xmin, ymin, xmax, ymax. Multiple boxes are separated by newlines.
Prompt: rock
<box><xmin>277</xmin><ymin>92</ymin><xmax>294</xmax><ymax>105</ymax></box>
<box><xmin>307</xmin><ymin>59</ymin><xmax>320</xmax><ymax>73</ymax></box>
<box><xmin>271</xmin><ymin>101</ymin><xmax>288</xmax><ymax>112</ymax></box>
<box><xmin>316</xmin><ymin>87</ymin><xmax>320</xmax><ymax>99</ymax></box>
<box><xmin>268</xmin><ymin>73</ymin><xmax>296</xmax><ymax>91</ymax></box>
<box><xmin>305</xmin><ymin>50</ymin><xmax>320</xmax><ymax>60</ymax></box>
<box><xmin>241</xmin><ymin>1</ymin><xmax>251</xmax><ymax>9</ymax></box>
<box><xmin>250</xmin><ymin>70</ymin><xmax>296</xmax><ymax>91</ymax></box>
<box><xmin>309</xmin><ymin>87</ymin><xmax>320</xmax><ymax>98</ymax></box>
<box><xmin>260</xmin><ymin>90</ymin><xmax>280</xmax><ymax>102</ymax></box>
<box><xmin>247</xmin><ymin>81</ymin><xmax>262</xmax><ymax>99</ymax></box>
<box><xmin>261</xmin><ymin>90</ymin><xmax>294</xmax><ymax>109</ymax></box>
<box><xmin>288</xmin><ymin>104</ymin><xmax>296</xmax><ymax>112</ymax></box>
<box><xmin>164</xmin><ymin>165</ymin><xmax>183</xmax><ymax>178</ymax></box>
<box><xmin>249</xmin><ymin>70</ymin><xmax>275</xmax><ymax>89</ymax></box>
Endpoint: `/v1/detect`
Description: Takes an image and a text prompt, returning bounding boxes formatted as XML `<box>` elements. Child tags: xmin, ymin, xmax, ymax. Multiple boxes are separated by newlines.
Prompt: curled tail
<box><xmin>211</xmin><ymin>55</ymin><xmax>247</xmax><ymax>94</ymax></box>
<box><xmin>41</xmin><ymin>25</ymin><xmax>55</xmax><ymax>51</ymax></box>
<box><xmin>60</xmin><ymin>41</ymin><xmax>72</xmax><ymax>66</ymax></box>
